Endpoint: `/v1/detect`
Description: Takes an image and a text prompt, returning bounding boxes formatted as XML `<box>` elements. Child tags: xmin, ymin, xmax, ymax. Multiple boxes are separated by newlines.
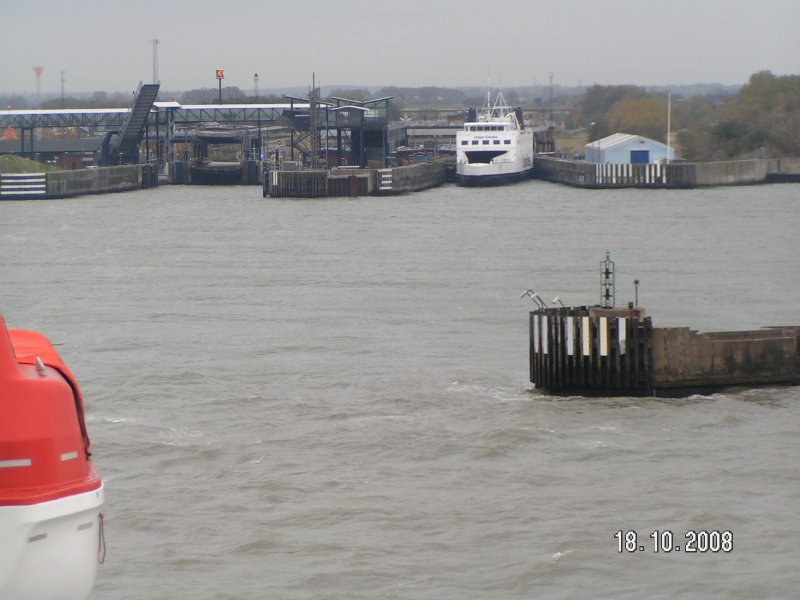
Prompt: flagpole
<box><xmin>666</xmin><ymin>92</ymin><xmax>672</xmax><ymax>164</ymax></box>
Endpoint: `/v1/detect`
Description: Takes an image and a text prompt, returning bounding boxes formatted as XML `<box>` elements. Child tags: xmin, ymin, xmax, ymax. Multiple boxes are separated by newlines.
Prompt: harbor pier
<box><xmin>263</xmin><ymin>161</ymin><xmax>450</xmax><ymax>198</ymax></box>
<box><xmin>1</xmin><ymin>164</ymin><xmax>158</xmax><ymax>200</ymax></box>
<box><xmin>529</xmin><ymin>305</ymin><xmax>800</xmax><ymax>397</ymax></box>
<box><xmin>526</xmin><ymin>253</ymin><xmax>800</xmax><ymax>397</ymax></box>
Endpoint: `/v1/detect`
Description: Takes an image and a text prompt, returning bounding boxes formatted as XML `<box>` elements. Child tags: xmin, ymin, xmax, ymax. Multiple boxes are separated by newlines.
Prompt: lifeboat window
<box><xmin>472</xmin><ymin>140</ymin><xmax>479</xmax><ymax>145</ymax></box>
<box><xmin>461</xmin><ymin>140</ymin><xmax>468</xmax><ymax>145</ymax></box>
<box><xmin>482</xmin><ymin>140</ymin><xmax>490</xmax><ymax>145</ymax></box>
<box><xmin>504</xmin><ymin>140</ymin><xmax>511</xmax><ymax>144</ymax></box>
<box><xmin>493</xmin><ymin>140</ymin><xmax>500</xmax><ymax>144</ymax></box>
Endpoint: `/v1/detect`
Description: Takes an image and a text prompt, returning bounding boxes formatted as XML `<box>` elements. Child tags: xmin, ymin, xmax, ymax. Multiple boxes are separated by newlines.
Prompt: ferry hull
<box><xmin>456</xmin><ymin>167</ymin><xmax>533</xmax><ymax>187</ymax></box>
<box><xmin>0</xmin><ymin>485</ymin><xmax>104</xmax><ymax>600</ymax></box>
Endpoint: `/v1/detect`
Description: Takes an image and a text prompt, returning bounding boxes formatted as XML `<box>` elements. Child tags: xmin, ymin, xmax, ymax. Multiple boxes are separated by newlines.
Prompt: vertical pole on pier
<box><xmin>152</xmin><ymin>38</ymin><xmax>159</xmax><ymax>84</ymax></box>
<box><xmin>310</xmin><ymin>73</ymin><xmax>318</xmax><ymax>169</ymax></box>
<box><xmin>155</xmin><ymin>109</ymin><xmax>161</xmax><ymax>162</ymax></box>
<box><xmin>255</xmin><ymin>73</ymin><xmax>262</xmax><ymax>161</ymax></box>
<box><xmin>666</xmin><ymin>92</ymin><xmax>671</xmax><ymax>164</ymax></box>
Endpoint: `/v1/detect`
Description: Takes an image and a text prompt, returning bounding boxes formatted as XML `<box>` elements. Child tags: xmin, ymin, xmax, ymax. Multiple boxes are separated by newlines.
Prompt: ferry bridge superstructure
<box><xmin>0</xmin><ymin>103</ymin><xmax>304</xmax><ymax>130</ymax></box>
<box><xmin>0</xmin><ymin>101</ymin><xmax>310</xmax><ymax>163</ymax></box>
<box><xmin>0</xmin><ymin>91</ymin><xmax>394</xmax><ymax>168</ymax></box>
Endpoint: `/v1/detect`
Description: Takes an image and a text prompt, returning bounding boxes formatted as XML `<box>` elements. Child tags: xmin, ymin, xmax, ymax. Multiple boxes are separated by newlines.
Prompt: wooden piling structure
<box><xmin>266</xmin><ymin>169</ymin><xmax>328</xmax><ymax>198</ymax></box>
<box><xmin>530</xmin><ymin>306</ymin><xmax>653</xmax><ymax>395</ymax></box>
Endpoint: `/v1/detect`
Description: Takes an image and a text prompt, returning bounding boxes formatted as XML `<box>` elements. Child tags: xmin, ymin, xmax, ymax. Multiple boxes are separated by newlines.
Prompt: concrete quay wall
<box><xmin>652</xmin><ymin>326</ymin><xmax>800</xmax><ymax>390</ymax></box>
<box><xmin>669</xmin><ymin>160</ymin><xmax>768</xmax><ymax>187</ymax></box>
<box><xmin>385</xmin><ymin>162</ymin><xmax>449</xmax><ymax>194</ymax></box>
<box><xmin>264</xmin><ymin>161</ymin><xmax>449</xmax><ymax>198</ymax></box>
<box><xmin>534</xmin><ymin>156</ymin><xmax>800</xmax><ymax>188</ymax></box>
<box><xmin>47</xmin><ymin>164</ymin><xmax>158</xmax><ymax>198</ymax></box>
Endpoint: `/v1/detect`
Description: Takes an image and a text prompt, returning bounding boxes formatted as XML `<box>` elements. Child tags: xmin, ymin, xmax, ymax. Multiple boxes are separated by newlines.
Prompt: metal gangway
<box><xmin>100</xmin><ymin>83</ymin><xmax>160</xmax><ymax>164</ymax></box>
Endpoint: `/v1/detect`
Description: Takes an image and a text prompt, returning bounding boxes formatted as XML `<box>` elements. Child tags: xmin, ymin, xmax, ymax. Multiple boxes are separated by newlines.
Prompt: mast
<box><xmin>666</xmin><ymin>92</ymin><xmax>672</xmax><ymax>164</ymax></box>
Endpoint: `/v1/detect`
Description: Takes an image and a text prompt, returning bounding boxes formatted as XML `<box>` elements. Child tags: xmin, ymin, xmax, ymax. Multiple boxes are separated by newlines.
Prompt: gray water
<box><xmin>2</xmin><ymin>180</ymin><xmax>799</xmax><ymax>599</ymax></box>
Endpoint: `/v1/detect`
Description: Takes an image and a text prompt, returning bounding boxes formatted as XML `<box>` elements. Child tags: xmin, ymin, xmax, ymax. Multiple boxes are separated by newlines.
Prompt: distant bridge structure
<box><xmin>0</xmin><ymin>95</ymin><xmax>399</xmax><ymax>168</ymax></box>
<box><xmin>0</xmin><ymin>101</ymin><xmax>311</xmax><ymax>163</ymax></box>
<box><xmin>0</xmin><ymin>103</ymin><xmax>308</xmax><ymax>130</ymax></box>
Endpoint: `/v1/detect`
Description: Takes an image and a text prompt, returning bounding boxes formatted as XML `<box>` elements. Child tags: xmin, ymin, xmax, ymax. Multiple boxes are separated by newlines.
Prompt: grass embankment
<box><xmin>0</xmin><ymin>155</ymin><xmax>57</xmax><ymax>173</ymax></box>
<box><xmin>555</xmin><ymin>129</ymin><xmax>589</xmax><ymax>156</ymax></box>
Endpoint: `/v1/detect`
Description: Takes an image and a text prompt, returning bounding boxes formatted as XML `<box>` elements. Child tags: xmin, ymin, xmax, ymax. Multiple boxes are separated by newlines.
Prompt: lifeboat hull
<box><xmin>1</xmin><ymin>315</ymin><xmax>104</xmax><ymax>600</ymax></box>
<box><xmin>0</xmin><ymin>485</ymin><xmax>104</xmax><ymax>600</ymax></box>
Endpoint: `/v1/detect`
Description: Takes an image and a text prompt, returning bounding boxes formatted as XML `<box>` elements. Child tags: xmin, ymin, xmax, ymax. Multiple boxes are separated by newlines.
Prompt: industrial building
<box><xmin>585</xmin><ymin>132</ymin><xmax>675</xmax><ymax>164</ymax></box>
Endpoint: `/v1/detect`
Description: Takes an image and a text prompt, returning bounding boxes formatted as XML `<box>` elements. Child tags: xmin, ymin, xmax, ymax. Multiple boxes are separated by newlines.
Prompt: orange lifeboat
<box><xmin>0</xmin><ymin>315</ymin><xmax>104</xmax><ymax>600</ymax></box>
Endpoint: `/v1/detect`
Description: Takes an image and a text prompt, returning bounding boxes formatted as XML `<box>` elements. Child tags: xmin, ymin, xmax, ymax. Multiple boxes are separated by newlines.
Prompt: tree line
<box><xmin>3</xmin><ymin>71</ymin><xmax>797</xmax><ymax>160</ymax></box>
<box><xmin>579</xmin><ymin>71</ymin><xmax>800</xmax><ymax>160</ymax></box>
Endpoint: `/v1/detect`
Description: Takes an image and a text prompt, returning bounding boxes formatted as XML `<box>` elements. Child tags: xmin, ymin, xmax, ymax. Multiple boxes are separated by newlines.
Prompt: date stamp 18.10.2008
<box><xmin>614</xmin><ymin>530</ymin><xmax>733</xmax><ymax>553</ymax></box>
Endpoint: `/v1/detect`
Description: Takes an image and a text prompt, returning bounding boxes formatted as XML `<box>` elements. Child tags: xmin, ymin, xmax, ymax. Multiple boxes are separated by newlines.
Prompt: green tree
<box><xmin>579</xmin><ymin>84</ymin><xmax>646</xmax><ymax>138</ymax></box>
<box><xmin>709</xmin><ymin>71</ymin><xmax>800</xmax><ymax>158</ymax></box>
<box><xmin>607</xmin><ymin>95</ymin><xmax>669</xmax><ymax>142</ymax></box>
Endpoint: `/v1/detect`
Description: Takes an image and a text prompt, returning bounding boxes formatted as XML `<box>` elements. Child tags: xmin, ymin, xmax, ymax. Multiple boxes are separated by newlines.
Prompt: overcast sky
<box><xmin>2</xmin><ymin>0</ymin><xmax>798</xmax><ymax>95</ymax></box>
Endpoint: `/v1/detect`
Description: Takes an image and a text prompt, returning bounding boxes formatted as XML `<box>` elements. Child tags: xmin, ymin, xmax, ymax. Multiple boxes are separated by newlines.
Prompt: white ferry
<box><xmin>456</xmin><ymin>90</ymin><xmax>535</xmax><ymax>186</ymax></box>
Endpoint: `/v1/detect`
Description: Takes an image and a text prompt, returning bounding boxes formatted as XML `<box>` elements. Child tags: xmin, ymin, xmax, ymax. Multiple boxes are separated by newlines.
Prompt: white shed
<box><xmin>585</xmin><ymin>133</ymin><xmax>675</xmax><ymax>164</ymax></box>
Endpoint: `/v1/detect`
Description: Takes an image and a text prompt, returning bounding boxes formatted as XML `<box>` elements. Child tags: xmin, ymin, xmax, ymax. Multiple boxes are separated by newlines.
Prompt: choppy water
<box><xmin>2</xmin><ymin>181</ymin><xmax>799</xmax><ymax>599</ymax></box>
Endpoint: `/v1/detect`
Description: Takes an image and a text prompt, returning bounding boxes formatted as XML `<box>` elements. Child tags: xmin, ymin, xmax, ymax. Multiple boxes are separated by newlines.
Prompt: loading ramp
<box><xmin>101</xmin><ymin>83</ymin><xmax>160</xmax><ymax>164</ymax></box>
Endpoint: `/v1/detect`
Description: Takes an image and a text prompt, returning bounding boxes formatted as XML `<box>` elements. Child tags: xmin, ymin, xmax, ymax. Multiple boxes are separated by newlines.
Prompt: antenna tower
<box><xmin>310</xmin><ymin>73</ymin><xmax>319</xmax><ymax>168</ymax></box>
<box><xmin>600</xmin><ymin>250</ymin><xmax>615</xmax><ymax>308</ymax></box>
<box><xmin>33</xmin><ymin>67</ymin><xmax>44</xmax><ymax>108</ymax></box>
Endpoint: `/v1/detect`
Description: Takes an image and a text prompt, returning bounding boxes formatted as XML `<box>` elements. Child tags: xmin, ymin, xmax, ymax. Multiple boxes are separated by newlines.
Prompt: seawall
<box><xmin>48</xmin><ymin>164</ymin><xmax>158</xmax><ymax>198</ymax></box>
<box><xmin>0</xmin><ymin>165</ymin><xmax>158</xmax><ymax>200</ymax></box>
<box><xmin>534</xmin><ymin>156</ymin><xmax>800</xmax><ymax>188</ymax></box>
<box><xmin>264</xmin><ymin>161</ymin><xmax>449</xmax><ymax>198</ymax></box>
